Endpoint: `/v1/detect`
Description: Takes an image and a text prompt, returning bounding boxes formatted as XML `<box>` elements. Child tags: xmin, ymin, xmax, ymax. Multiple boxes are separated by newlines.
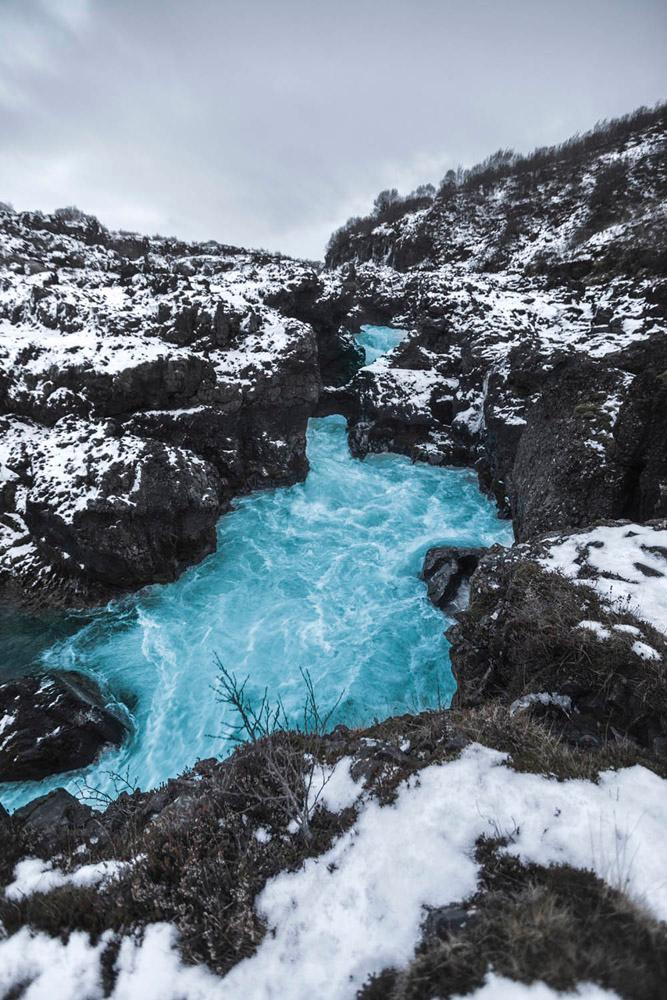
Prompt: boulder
<box><xmin>447</xmin><ymin>524</ymin><xmax>667</xmax><ymax>751</ymax></box>
<box><xmin>12</xmin><ymin>788</ymin><xmax>95</xmax><ymax>853</ymax></box>
<box><xmin>0</xmin><ymin>671</ymin><xmax>129</xmax><ymax>781</ymax></box>
<box><xmin>422</xmin><ymin>546</ymin><xmax>485</xmax><ymax>611</ymax></box>
<box><xmin>13</xmin><ymin>787</ymin><xmax>93</xmax><ymax>831</ymax></box>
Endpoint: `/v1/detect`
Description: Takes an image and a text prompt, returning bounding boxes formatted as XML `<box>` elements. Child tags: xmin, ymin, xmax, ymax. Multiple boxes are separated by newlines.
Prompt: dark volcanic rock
<box><xmin>13</xmin><ymin>787</ymin><xmax>95</xmax><ymax>853</ymax></box>
<box><xmin>422</xmin><ymin>546</ymin><xmax>485</xmax><ymax>611</ymax></box>
<box><xmin>447</xmin><ymin>525</ymin><xmax>667</xmax><ymax>751</ymax></box>
<box><xmin>264</xmin><ymin>269</ymin><xmax>364</xmax><ymax>386</ymax></box>
<box><xmin>0</xmin><ymin>671</ymin><xmax>129</xmax><ymax>781</ymax></box>
<box><xmin>13</xmin><ymin>787</ymin><xmax>93</xmax><ymax>832</ymax></box>
<box><xmin>324</xmin><ymin>107</ymin><xmax>667</xmax><ymax>544</ymax></box>
<box><xmin>510</xmin><ymin>359</ymin><xmax>631</xmax><ymax>541</ymax></box>
<box><xmin>510</xmin><ymin>344</ymin><xmax>667</xmax><ymax>542</ymax></box>
<box><xmin>21</xmin><ymin>426</ymin><xmax>224</xmax><ymax>600</ymax></box>
<box><xmin>0</xmin><ymin>209</ymin><xmax>340</xmax><ymax>608</ymax></box>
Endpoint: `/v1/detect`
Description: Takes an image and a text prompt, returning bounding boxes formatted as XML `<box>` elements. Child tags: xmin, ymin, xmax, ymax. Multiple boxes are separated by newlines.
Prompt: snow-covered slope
<box><xmin>0</xmin><ymin>208</ymin><xmax>351</xmax><ymax>607</ymax></box>
<box><xmin>324</xmin><ymin>105</ymin><xmax>667</xmax><ymax>540</ymax></box>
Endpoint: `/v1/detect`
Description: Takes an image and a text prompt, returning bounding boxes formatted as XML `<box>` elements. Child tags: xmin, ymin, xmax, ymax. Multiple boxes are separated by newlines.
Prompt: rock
<box><xmin>324</xmin><ymin>108</ymin><xmax>667</xmax><ymax>548</ymax></box>
<box><xmin>422</xmin><ymin>903</ymin><xmax>472</xmax><ymax>940</ymax></box>
<box><xmin>13</xmin><ymin>788</ymin><xmax>94</xmax><ymax>847</ymax></box>
<box><xmin>422</xmin><ymin>546</ymin><xmax>485</xmax><ymax>611</ymax></box>
<box><xmin>0</xmin><ymin>800</ymin><xmax>11</xmax><ymax>833</ymax></box>
<box><xmin>0</xmin><ymin>671</ymin><xmax>129</xmax><ymax>781</ymax></box>
<box><xmin>264</xmin><ymin>270</ymin><xmax>362</xmax><ymax>386</ymax></box>
<box><xmin>510</xmin><ymin>349</ymin><xmax>667</xmax><ymax>541</ymax></box>
<box><xmin>0</xmin><ymin>210</ymin><xmax>347</xmax><ymax>607</ymax></box>
<box><xmin>447</xmin><ymin>524</ymin><xmax>667</xmax><ymax>749</ymax></box>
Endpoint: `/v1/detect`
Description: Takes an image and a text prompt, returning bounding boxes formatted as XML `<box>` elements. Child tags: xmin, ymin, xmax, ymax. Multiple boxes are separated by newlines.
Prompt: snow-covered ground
<box><xmin>539</xmin><ymin>523</ymin><xmax>667</xmax><ymax>637</ymax></box>
<box><xmin>2</xmin><ymin>744</ymin><xmax>666</xmax><ymax>999</ymax></box>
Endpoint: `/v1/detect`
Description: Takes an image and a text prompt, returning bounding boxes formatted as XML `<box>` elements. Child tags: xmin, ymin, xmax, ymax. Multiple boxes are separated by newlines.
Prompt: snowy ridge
<box><xmin>0</xmin><ymin>207</ymin><xmax>342</xmax><ymax>605</ymax></box>
<box><xmin>1</xmin><ymin>744</ymin><xmax>664</xmax><ymax>998</ymax></box>
<box><xmin>327</xmin><ymin>110</ymin><xmax>667</xmax><ymax>531</ymax></box>
<box><xmin>539</xmin><ymin>522</ymin><xmax>667</xmax><ymax>637</ymax></box>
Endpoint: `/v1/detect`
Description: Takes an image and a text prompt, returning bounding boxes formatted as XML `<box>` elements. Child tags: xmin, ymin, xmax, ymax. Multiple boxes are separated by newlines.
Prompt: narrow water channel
<box><xmin>0</xmin><ymin>328</ymin><xmax>511</xmax><ymax>810</ymax></box>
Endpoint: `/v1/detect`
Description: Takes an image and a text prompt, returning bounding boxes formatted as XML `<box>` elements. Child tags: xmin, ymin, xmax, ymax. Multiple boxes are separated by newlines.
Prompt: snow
<box><xmin>0</xmin><ymin>927</ymin><xmax>108</xmax><ymax>1000</ymax></box>
<box><xmin>509</xmin><ymin>692</ymin><xmax>572</xmax><ymax>717</ymax></box>
<box><xmin>0</xmin><ymin>713</ymin><xmax>15</xmax><ymax>734</ymax></box>
<box><xmin>612</xmin><ymin>624</ymin><xmax>641</xmax><ymax>637</ymax></box>
<box><xmin>632</xmin><ymin>640</ymin><xmax>661</xmax><ymax>662</ymax></box>
<box><xmin>5</xmin><ymin>857</ymin><xmax>128</xmax><ymax>900</ymax></box>
<box><xmin>576</xmin><ymin>621</ymin><xmax>612</xmax><ymax>640</ymax></box>
<box><xmin>222</xmin><ymin>746</ymin><xmax>667</xmax><ymax>998</ymax></box>
<box><xmin>540</xmin><ymin>523</ymin><xmax>667</xmax><ymax>635</ymax></box>
<box><xmin>359</xmin><ymin>362</ymin><xmax>441</xmax><ymax>419</ymax></box>
<box><xmin>452</xmin><ymin>975</ymin><xmax>621</xmax><ymax>999</ymax></box>
<box><xmin>311</xmin><ymin>756</ymin><xmax>361</xmax><ymax>813</ymax></box>
<box><xmin>112</xmin><ymin>924</ymin><xmax>223</xmax><ymax>1000</ymax></box>
<box><xmin>1</xmin><ymin>745</ymin><xmax>666</xmax><ymax>998</ymax></box>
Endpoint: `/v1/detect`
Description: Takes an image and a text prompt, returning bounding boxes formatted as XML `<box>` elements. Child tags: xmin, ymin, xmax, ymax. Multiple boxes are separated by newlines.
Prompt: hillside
<box><xmin>322</xmin><ymin>104</ymin><xmax>667</xmax><ymax>539</ymax></box>
<box><xmin>0</xmin><ymin>208</ymin><xmax>356</xmax><ymax>607</ymax></box>
<box><xmin>0</xmin><ymin>106</ymin><xmax>667</xmax><ymax>999</ymax></box>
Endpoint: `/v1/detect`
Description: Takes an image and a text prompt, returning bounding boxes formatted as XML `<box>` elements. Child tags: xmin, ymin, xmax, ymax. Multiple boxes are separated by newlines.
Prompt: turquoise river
<box><xmin>0</xmin><ymin>327</ymin><xmax>511</xmax><ymax>810</ymax></box>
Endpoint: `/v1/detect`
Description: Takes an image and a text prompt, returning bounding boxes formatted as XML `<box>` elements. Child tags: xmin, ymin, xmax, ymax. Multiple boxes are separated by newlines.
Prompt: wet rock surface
<box><xmin>421</xmin><ymin>546</ymin><xmax>484</xmax><ymax>612</ymax></box>
<box><xmin>0</xmin><ymin>671</ymin><xmax>129</xmax><ymax>781</ymax></box>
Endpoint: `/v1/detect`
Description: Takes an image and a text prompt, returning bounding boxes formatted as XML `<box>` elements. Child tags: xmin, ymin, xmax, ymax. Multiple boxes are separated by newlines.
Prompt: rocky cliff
<box><xmin>323</xmin><ymin>104</ymin><xmax>667</xmax><ymax>542</ymax></box>
<box><xmin>1</xmin><ymin>106</ymin><xmax>667</xmax><ymax>999</ymax></box>
<box><xmin>0</xmin><ymin>208</ymin><xmax>353</xmax><ymax>608</ymax></box>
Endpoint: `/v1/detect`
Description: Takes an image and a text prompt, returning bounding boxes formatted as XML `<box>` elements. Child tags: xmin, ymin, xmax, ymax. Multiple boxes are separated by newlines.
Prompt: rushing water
<box><xmin>355</xmin><ymin>324</ymin><xmax>407</xmax><ymax>363</ymax></box>
<box><xmin>0</xmin><ymin>328</ymin><xmax>511</xmax><ymax>811</ymax></box>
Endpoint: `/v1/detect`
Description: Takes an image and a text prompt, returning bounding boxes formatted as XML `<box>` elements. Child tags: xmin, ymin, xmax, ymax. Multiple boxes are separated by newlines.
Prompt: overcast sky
<box><xmin>1</xmin><ymin>0</ymin><xmax>665</xmax><ymax>259</ymax></box>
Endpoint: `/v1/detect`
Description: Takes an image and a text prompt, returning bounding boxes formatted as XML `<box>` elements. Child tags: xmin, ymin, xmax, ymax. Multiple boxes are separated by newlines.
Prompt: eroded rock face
<box><xmin>447</xmin><ymin>521</ymin><xmax>667</xmax><ymax>751</ymax></box>
<box><xmin>0</xmin><ymin>209</ymin><xmax>350</xmax><ymax>607</ymax></box>
<box><xmin>0</xmin><ymin>671</ymin><xmax>129</xmax><ymax>781</ymax></box>
<box><xmin>325</xmin><ymin>109</ymin><xmax>667</xmax><ymax>540</ymax></box>
<box><xmin>510</xmin><ymin>343</ymin><xmax>667</xmax><ymax>541</ymax></box>
<box><xmin>421</xmin><ymin>546</ymin><xmax>484</xmax><ymax>612</ymax></box>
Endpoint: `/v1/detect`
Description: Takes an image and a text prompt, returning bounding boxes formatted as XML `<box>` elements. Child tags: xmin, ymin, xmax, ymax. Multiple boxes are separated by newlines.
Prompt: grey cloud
<box><xmin>0</xmin><ymin>0</ymin><xmax>665</xmax><ymax>258</ymax></box>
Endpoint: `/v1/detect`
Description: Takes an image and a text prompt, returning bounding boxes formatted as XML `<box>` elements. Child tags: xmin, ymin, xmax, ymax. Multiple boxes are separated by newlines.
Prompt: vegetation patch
<box><xmin>359</xmin><ymin>842</ymin><xmax>667</xmax><ymax>1000</ymax></box>
<box><xmin>449</xmin><ymin>557</ymin><xmax>667</xmax><ymax>754</ymax></box>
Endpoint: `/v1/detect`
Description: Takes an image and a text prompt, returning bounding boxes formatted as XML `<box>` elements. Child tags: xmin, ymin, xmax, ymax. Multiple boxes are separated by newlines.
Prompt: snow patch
<box><xmin>5</xmin><ymin>857</ymin><xmax>128</xmax><ymax>900</ymax></box>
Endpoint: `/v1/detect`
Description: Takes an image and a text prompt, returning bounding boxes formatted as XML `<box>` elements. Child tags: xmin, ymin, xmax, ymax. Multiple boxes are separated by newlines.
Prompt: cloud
<box><xmin>0</xmin><ymin>0</ymin><xmax>665</xmax><ymax>258</ymax></box>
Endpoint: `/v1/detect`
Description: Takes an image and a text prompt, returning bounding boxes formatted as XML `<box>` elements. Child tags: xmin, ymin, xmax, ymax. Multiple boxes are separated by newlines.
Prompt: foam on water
<box><xmin>0</xmin><ymin>329</ymin><xmax>511</xmax><ymax>810</ymax></box>
<box><xmin>356</xmin><ymin>324</ymin><xmax>407</xmax><ymax>364</ymax></box>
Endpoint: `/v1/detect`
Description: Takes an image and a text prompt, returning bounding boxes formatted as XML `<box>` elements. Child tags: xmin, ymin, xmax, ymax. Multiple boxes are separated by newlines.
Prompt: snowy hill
<box><xmin>322</xmin><ymin>104</ymin><xmax>667</xmax><ymax>539</ymax></box>
<box><xmin>0</xmin><ymin>207</ymin><xmax>353</xmax><ymax>607</ymax></box>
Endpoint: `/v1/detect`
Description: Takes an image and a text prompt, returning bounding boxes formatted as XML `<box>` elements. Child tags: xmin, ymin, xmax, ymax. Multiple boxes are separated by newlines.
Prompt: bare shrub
<box><xmin>212</xmin><ymin>656</ymin><xmax>344</xmax><ymax>841</ymax></box>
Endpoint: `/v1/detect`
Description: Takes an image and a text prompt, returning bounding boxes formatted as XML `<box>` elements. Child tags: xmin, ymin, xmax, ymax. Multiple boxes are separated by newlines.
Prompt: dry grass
<box><xmin>451</xmin><ymin>702</ymin><xmax>667</xmax><ymax>780</ymax></box>
<box><xmin>0</xmin><ymin>734</ymin><xmax>355</xmax><ymax>975</ymax></box>
<box><xmin>450</xmin><ymin>560</ymin><xmax>667</xmax><ymax>750</ymax></box>
<box><xmin>2</xmin><ymin>692</ymin><xmax>665</xmax><ymax>989</ymax></box>
<box><xmin>360</xmin><ymin>843</ymin><xmax>667</xmax><ymax>1000</ymax></box>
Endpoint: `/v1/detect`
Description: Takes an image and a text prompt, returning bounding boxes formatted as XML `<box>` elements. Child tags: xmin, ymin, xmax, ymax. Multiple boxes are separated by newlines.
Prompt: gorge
<box><xmin>0</xmin><ymin>103</ymin><xmax>666</xmax><ymax>1000</ymax></box>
